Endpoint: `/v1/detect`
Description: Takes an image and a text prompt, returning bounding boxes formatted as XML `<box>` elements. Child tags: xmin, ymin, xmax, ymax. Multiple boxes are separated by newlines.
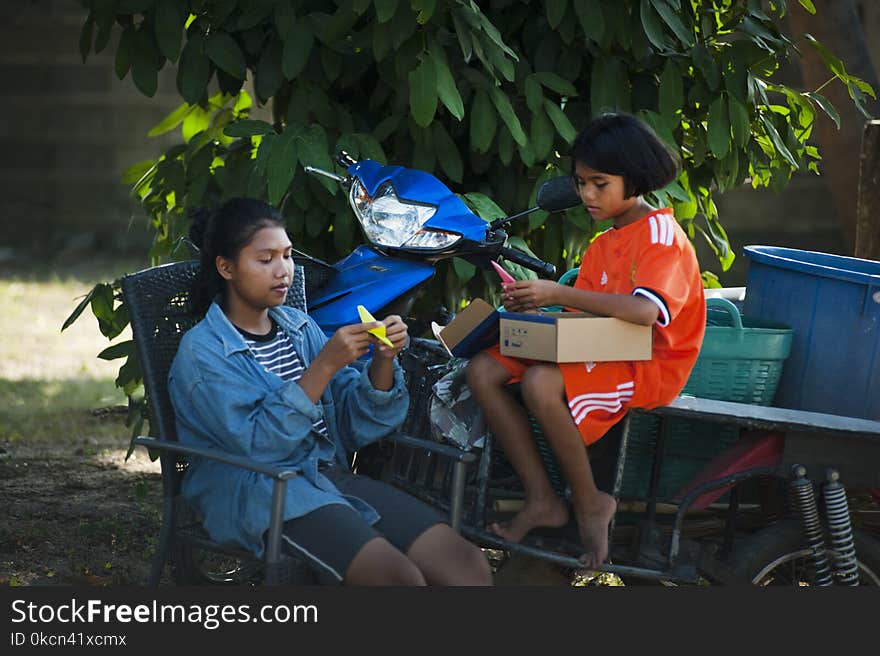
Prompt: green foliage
<box><xmin>71</xmin><ymin>0</ymin><xmax>874</xmax><ymax>443</ymax></box>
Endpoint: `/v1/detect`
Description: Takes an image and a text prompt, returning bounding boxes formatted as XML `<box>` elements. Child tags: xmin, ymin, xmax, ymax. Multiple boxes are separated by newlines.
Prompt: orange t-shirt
<box><xmin>575</xmin><ymin>208</ymin><xmax>706</xmax><ymax>406</ymax></box>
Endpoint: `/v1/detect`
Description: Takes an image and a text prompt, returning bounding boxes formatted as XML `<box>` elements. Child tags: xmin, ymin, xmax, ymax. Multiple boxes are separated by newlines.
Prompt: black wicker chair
<box><xmin>122</xmin><ymin>260</ymin><xmax>474</xmax><ymax>586</ymax></box>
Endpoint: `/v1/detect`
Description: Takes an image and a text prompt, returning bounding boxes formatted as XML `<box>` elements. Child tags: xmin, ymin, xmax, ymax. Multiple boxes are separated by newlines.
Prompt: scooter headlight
<box><xmin>401</xmin><ymin>229</ymin><xmax>462</xmax><ymax>249</ymax></box>
<box><xmin>350</xmin><ymin>180</ymin><xmax>455</xmax><ymax>248</ymax></box>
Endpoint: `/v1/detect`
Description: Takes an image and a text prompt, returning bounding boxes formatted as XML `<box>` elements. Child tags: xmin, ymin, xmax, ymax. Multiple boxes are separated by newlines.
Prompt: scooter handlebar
<box><xmin>499</xmin><ymin>247</ymin><xmax>557</xmax><ymax>280</ymax></box>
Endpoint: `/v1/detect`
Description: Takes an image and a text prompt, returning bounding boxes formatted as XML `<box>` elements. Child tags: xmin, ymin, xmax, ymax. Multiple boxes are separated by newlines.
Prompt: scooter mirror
<box><xmin>537</xmin><ymin>176</ymin><xmax>581</xmax><ymax>213</ymax></box>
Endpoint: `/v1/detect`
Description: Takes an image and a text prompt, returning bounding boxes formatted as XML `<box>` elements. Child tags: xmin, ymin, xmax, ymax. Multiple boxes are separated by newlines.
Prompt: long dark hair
<box><xmin>188</xmin><ymin>197</ymin><xmax>285</xmax><ymax>313</ymax></box>
<box><xmin>570</xmin><ymin>113</ymin><xmax>680</xmax><ymax>198</ymax></box>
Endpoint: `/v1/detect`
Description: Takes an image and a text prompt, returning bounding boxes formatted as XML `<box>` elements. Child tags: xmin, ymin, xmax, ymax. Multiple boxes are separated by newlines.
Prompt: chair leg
<box><xmin>148</xmin><ymin>494</ymin><xmax>176</xmax><ymax>586</ymax></box>
<box><xmin>449</xmin><ymin>460</ymin><xmax>467</xmax><ymax>532</ymax></box>
<box><xmin>264</xmin><ymin>479</ymin><xmax>288</xmax><ymax>586</ymax></box>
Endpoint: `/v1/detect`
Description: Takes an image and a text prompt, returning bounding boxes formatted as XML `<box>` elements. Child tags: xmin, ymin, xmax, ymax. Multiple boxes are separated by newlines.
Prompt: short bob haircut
<box><xmin>570</xmin><ymin>113</ymin><xmax>680</xmax><ymax>198</ymax></box>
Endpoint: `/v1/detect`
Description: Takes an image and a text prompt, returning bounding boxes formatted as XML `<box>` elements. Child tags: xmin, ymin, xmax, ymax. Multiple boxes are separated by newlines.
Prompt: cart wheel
<box><xmin>730</xmin><ymin>521</ymin><xmax>880</xmax><ymax>586</ymax></box>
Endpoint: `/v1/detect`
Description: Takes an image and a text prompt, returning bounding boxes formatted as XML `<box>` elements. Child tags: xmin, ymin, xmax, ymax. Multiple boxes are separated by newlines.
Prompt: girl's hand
<box><xmin>316</xmin><ymin>323</ymin><xmax>380</xmax><ymax>372</ymax></box>
<box><xmin>372</xmin><ymin>315</ymin><xmax>408</xmax><ymax>359</ymax></box>
<box><xmin>501</xmin><ymin>280</ymin><xmax>561</xmax><ymax>312</ymax></box>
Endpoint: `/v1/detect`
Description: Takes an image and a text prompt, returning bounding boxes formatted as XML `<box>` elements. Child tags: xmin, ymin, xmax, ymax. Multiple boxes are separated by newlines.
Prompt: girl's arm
<box><xmin>297</xmin><ymin>322</ymin><xmax>380</xmax><ymax>402</ymax></box>
<box><xmin>297</xmin><ymin>315</ymin><xmax>409</xmax><ymax>453</ymax></box>
<box><xmin>503</xmin><ymin>280</ymin><xmax>659</xmax><ymax>326</ymax></box>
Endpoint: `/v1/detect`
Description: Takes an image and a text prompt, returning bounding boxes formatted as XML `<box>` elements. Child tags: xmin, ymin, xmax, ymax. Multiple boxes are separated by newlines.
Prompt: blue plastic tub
<box><xmin>743</xmin><ymin>246</ymin><xmax>880</xmax><ymax>420</ymax></box>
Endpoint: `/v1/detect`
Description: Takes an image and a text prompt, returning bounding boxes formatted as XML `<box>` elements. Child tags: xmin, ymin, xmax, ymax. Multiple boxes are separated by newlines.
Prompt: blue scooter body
<box><xmin>307</xmin><ymin>245</ymin><xmax>435</xmax><ymax>334</ymax></box>
<box><xmin>305</xmin><ymin>160</ymin><xmax>489</xmax><ymax>337</ymax></box>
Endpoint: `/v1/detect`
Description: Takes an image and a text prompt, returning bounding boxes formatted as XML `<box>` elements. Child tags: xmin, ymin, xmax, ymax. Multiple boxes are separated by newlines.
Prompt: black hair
<box><xmin>188</xmin><ymin>197</ymin><xmax>286</xmax><ymax>313</ymax></box>
<box><xmin>570</xmin><ymin>113</ymin><xmax>680</xmax><ymax>198</ymax></box>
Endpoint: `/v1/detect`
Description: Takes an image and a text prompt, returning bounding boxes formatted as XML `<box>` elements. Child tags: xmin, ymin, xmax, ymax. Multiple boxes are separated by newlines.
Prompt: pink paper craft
<box><xmin>491</xmin><ymin>260</ymin><xmax>516</xmax><ymax>284</ymax></box>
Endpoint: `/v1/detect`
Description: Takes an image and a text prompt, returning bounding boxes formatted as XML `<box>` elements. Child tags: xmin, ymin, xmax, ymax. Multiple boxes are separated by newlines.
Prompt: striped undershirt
<box><xmin>236</xmin><ymin>320</ymin><xmax>330</xmax><ymax>440</ymax></box>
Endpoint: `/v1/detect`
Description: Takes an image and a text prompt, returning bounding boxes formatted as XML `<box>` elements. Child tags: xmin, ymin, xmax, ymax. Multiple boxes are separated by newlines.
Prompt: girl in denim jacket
<box><xmin>168</xmin><ymin>198</ymin><xmax>491</xmax><ymax>586</ymax></box>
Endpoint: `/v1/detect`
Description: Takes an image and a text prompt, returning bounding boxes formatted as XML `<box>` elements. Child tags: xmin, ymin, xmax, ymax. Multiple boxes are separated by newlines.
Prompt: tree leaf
<box><xmin>463</xmin><ymin>192</ymin><xmax>505</xmax><ymax>221</ymax></box>
<box><xmin>530</xmin><ymin>108</ymin><xmax>554</xmax><ymax>161</ymax></box>
<box><xmin>154</xmin><ymin>0</ymin><xmax>184</xmax><ymax>62</ymax></box>
<box><xmin>297</xmin><ymin>125</ymin><xmax>336</xmax><ymax>193</ymax></box>
<box><xmin>62</xmin><ymin>287</ymin><xmax>96</xmax><ymax>332</ymax></box>
<box><xmin>413</xmin><ymin>0</ymin><xmax>437</xmax><ymax>24</ymax></box>
<box><xmin>525</xmin><ymin>75</ymin><xmax>544</xmax><ymax>113</ymax></box>
<box><xmin>573</xmin><ymin>0</ymin><xmax>604</xmax><ymax>43</ymax></box>
<box><xmin>375</xmin><ymin>0</ymin><xmax>400</xmax><ymax>24</ymax></box>
<box><xmin>206</xmin><ymin>31</ymin><xmax>246</xmax><ymax>79</ymax></box>
<box><xmin>98</xmin><ymin>340</ymin><xmax>135</xmax><ymax>361</ymax></box>
<box><xmin>79</xmin><ymin>13</ymin><xmax>95</xmax><ymax>63</ymax></box>
<box><xmin>274</xmin><ymin>0</ymin><xmax>296</xmax><ymax>37</ymax></box>
<box><xmin>546</xmin><ymin>0</ymin><xmax>567</xmax><ymax>29</ymax></box>
<box><xmin>728</xmin><ymin>96</ymin><xmax>751</xmax><ymax>148</ymax></box>
<box><xmin>760</xmin><ymin>114</ymin><xmax>798</xmax><ymax>168</ymax></box>
<box><xmin>182</xmin><ymin>104</ymin><xmax>211</xmax><ymax>142</ymax></box>
<box><xmin>543</xmin><ymin>99</ymin><xmax>576</xmax><ymax>144</ymax></box>
<box><xmin>451</xmin><ymin>10</ymin><xmax>473</xmax><ymax>61</ymax></box>
<box><xmin>658</xmin><ymin>59</ymin><xmax>683</xmax><ymax>120</ymax></box>
<box><xmin>692</xmin><ymin>43</ymin><xmax>720</xmax><ymax>90</ymax></box>
<box><xmin>282</xmin><ymin>22</ymin><xmax>314</xmax><ymax>79</ymax></box>
<box><xmin>798</xmin><ymin>0</ymin><xmax>816</xmax><ymax>14</ymax></box>
<box><xmin>177</xmin><ymin>34</ymin><xmax>212</xmax><ymax>104</ymax></box>
<box><xmin>224</xmin><ymin>119</ymin><xmax>277</xmax><ymax>138</ymax></box>
<box><xmin>804</xmin><ymin>91</ymin><xmax>841</xmax><ymax>130</ymax></box>
<box><xmin>650</xmin><ymin>0</ymin><xmax>693</xmax><ymax>47</ymax></box>
<box><xmin>535</xmin><ymin>72</ymin><xmax>578</xmax><ymax>97</ymax></box>
<box><xmin>409</xmin><ymin>57</ymin><xmax>438</xmax><ymax>127</ymax></box>
<box><xmin>431</xmin><ymin>48</ymin><xmax>464</xmax><ymax>120</ymax></box>
<box><xmin>470</xmin><ymin>89</ymin><xmax>497</xmax><ymax>153</ymax></box>
<box><xmin>130</xmin><ymin>28</ymin><xmax>160</xmax><ymax>97</ymax></box>
<box><xmin>267</xmin><ymin>128</ymin><xmax>300</xmax><ymax>205</ymax></box>
<box><xmin>147</xmin><ymin>102</ymin><xmax>191</xmax><ymax>137</ymax></box>
<box><xmin>255</xmin><ymin>39</ymin><xmax>283</xmax><ymax>102</ymax></box>
<box><xmin>590</xmin><ymin>57</ymin><xmax>630</xmax><ymax>114</ymax></box>
<box><xmin>490</xmin><ymin>87</ymin><xmax>527</xmax><ymax>146</ymax></box>
<box><xmin>121</xmin><ymin>159</ymin><xmax>156</xmax><ymax>185</ymax></box>
<box><xmin>707</xmin><ymin>96</ymin><xmax>730</xmax><ymax>159</ymax></box>
<box><xmin>640</xmin><ymin>0</ymin><xmax>670</xmax><ymax>51</ymax></box>
<box><xmin>115</xmin><ymin>27</ymin><xmax>135</xmax><ymax>80</ymax></box>
<box><xmin>451</xmin><ymin>257</ymin><xmax>476</xmax><ymax>283</ymax></box>
<box><xmin>356</xmin><ymin>133</ymin><xmax>387</xmax><ymax>163</ymax></box>
<box><xmin>433</xmin><ymin>122</ymin><xmax>463</xmax><ymax>183</ymax></box>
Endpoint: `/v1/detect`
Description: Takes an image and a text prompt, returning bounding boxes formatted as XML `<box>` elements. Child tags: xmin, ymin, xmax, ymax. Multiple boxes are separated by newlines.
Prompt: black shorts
<box><xmin>279</xmin><ymin>467</ymin><xmax>446</xmax><ymax>584</ymax></box>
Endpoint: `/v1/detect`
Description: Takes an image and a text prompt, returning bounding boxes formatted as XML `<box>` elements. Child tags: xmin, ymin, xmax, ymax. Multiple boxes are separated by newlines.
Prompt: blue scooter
<box><xmin>299</xmin><ymin>151</ymin><xmax>581</xmax><ymax>336</ymax></box>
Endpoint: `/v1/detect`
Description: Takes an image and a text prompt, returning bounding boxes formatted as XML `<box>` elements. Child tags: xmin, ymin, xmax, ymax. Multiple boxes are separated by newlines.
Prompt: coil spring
<box><xmin>822</xmin><ymin>470</ymin><xmax>860</xmax><ymax>586</ymax></box>
<box><xmin>789</xmin><ymin>464</ymin><xmax>833</xmax><ymax>586</ymax></box>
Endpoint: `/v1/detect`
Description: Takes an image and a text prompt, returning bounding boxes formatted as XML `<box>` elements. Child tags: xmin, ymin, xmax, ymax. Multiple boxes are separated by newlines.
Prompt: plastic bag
<box><xmin>429</xmin><ymin>358</ymin><xmax>487</xmax><ymax>451</ymax></box>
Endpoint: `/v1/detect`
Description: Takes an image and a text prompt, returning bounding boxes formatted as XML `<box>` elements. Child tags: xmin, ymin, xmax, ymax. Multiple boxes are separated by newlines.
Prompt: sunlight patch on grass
<box><xmin>0</xmin><ymin>274</ymin><xmax>134</xmax><ymax>381</ymax></box>
<box><xmin>0</xmin><ymin>379</ymin><xmax>127</xmax><ymax>443</ymax></box>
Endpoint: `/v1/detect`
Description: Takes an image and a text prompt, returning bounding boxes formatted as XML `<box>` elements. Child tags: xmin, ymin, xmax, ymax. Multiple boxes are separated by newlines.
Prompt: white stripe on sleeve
<box><xmin>632</xmin><ymin>287</ymin><xmax>670</xmax><ymax>326</ymax></box>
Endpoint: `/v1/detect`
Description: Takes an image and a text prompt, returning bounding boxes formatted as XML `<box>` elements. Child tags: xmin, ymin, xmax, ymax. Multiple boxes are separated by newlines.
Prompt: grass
<box><xmin>0</xmin><ymin>255</ymin><xmax>163</xmax><ymax>586</ymax></box>
<box><xmin>0</xmin><ymin>258</ymin><xmax>141</xmax><ymax>444</ymax></box>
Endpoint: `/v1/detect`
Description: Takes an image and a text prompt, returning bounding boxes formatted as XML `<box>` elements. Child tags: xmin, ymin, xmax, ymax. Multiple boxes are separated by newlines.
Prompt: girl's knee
<box><xmin>345</xmin><ymin>538</ymin><xmax>426</xmax><ymax>586</ymax></box>
<box><xmin>466</xmin><ymin>352</ymin><xmax>508</xmax><ymax>387</ymax></box>
<box><xmin>520</xmin><ymin>365</ymin><xmax>564</xmax><ymax>410</ymax></box>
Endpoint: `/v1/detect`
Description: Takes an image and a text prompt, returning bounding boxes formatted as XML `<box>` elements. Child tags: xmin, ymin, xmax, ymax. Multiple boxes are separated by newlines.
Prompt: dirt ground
<box><xmin>0</xmin><ymin>409</ymin><xmax>165</xmax><ymax>587</ymax></box>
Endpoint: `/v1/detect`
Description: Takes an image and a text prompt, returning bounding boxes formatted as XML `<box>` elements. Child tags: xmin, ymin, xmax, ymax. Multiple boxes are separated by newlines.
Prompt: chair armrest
<box><xmin>133</xmin><ymin>436</ymin><xmax>298</xmax><ymax>481</ymax></box>
<box><xmin>385</xmin><ymin>433</ymin><xmax>477</xmax><ymax>463</ymax></box>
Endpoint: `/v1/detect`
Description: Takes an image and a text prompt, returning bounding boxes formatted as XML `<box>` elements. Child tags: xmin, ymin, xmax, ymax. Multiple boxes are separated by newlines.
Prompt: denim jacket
<box><xmin>168</xmin><ymin>302</ymin><xmax>408</xmax><ymax>557</ymax></box>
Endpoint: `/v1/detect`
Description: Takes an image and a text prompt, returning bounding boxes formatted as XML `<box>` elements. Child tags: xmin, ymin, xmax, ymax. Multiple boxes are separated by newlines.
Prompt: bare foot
<box><xmin>573</xmin><ymin>491</ymin><xmax>617</xmax><ymax>569</ymax></box>
<box><xmin>489</xmin><ymin>496</ymin><xmax>569</xmax><ymax>543</ymax></box>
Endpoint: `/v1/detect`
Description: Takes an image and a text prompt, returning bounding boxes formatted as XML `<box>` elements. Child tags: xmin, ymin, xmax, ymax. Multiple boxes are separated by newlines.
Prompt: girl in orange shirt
<box><xmin>466</xmin><ymin>113</ymin><xmax>705</xmax><ymax>569</ymax></box>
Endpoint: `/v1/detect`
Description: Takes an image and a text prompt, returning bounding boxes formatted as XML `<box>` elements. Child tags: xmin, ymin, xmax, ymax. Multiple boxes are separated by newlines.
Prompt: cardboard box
<box><xmin>499</xmin><ymin>312</ymin><xmax>652</xmax><ymax>362</ymax></box>
<box><xmin>432</xmin><ymin>298</ymin><xmax>500</xmax><ymax>358</ymax></box>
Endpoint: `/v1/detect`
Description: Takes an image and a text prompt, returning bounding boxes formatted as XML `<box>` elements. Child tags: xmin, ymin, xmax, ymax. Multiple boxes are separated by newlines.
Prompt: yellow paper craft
<box><xmin>356</xmin><ymin>305</ymin><xmax>394</xmax><ymax>347</ymax></box>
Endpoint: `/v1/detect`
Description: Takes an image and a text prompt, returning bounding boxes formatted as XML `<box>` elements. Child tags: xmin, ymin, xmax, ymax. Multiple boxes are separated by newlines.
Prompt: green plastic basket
<box><xmin>620</xmin><ymin>297</ymin><xmax>793</xmax><ymax>500</ymax></box>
